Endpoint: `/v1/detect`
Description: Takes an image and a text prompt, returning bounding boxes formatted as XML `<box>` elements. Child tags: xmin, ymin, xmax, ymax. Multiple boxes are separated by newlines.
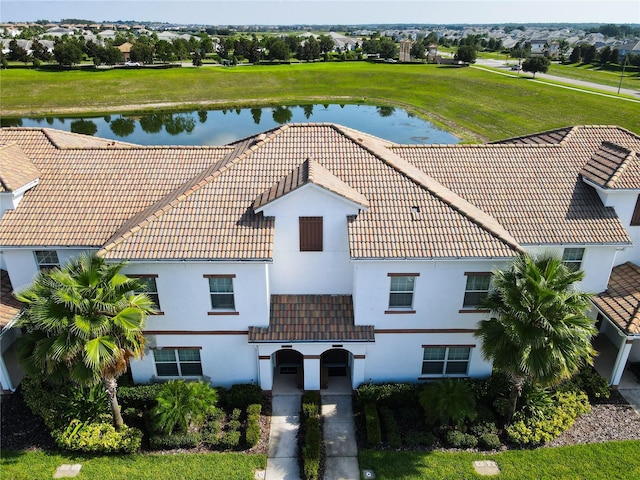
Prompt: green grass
<box><xmin>360</xmin><ymin>440</ymin><xmax>640</xmax><ymax>480</ymax></box>
<box><xmin>2</xmin><ymin>62</ymin><xmax>639</xmax><ymax>141</ymax></box>
<box><xmin>0</xmin><ymin>450</ymin><xmax>266</xmax><ymax>480</ymax></box>
<box><xmin>360</xmin><ymin>441</ymin><xmax>640</xmax><ymax>480</ymax></box>
<box><xmin>548</xmin><ymin>63</ymin><xmax>640</xmax><ymax>90</ymax></box>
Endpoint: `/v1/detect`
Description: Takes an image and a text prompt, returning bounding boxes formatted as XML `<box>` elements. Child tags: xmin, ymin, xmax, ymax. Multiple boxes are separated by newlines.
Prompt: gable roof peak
<box><xmin>581</xmin><ymin>141</ymin><xmax>639</xmax><ymax>190</ymax></box>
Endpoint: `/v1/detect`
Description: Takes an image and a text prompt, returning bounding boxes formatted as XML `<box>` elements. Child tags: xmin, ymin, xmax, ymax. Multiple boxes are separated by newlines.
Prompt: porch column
<box><xmin>258</xmin><ymin>355</ymin><xmax>273</xmax><ymax>391</ymax></box>
<box><xmin>303</xmin><ymin>355</ymin><xmax>321</xmax><ymax>390</ymax></box>
<box><xmin>352</xmin><ymin>354</ymin><xmax>366</xmax><ymax>389</ymax></box>
<box><xmin>611</xmin><ymin>338</ymin><xmax>633</xmax><ymax>386</ymax></box>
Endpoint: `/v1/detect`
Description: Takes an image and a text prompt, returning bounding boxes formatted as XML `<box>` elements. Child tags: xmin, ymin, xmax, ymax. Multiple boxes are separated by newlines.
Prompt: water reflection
<box><xmin>8</xmin><ymin>104</ymin><xmax>460</xmax><ymax>146</ymax></box>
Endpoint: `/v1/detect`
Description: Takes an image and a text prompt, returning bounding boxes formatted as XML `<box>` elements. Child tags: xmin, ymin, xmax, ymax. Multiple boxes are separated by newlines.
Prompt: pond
<box><xmin>3</xmin><ymin>104</ymin><xmax>459</xmax><ymax>145</ymax></box>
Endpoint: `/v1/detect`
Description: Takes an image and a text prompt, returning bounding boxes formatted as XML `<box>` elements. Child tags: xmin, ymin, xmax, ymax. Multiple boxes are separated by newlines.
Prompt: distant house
<box><xmin>118</xmin><ymin>42</ymin><xmax>133</xmax><ymax>62</ymax></box>
<box><xmin>530</xmin><ymin>39</ymin><xmax>547</xmax><ymax>56</ymax></box>
<box><xmin>618</xmin><ymin>40</ymin><xmax>640</xmax><ymax>62</ymax></box>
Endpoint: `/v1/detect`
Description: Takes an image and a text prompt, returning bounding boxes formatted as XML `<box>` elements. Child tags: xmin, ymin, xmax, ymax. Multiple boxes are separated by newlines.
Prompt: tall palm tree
<box><xmin>16</xmin><ymin>253</ymin><xmax>155</xmax><ymax>430</ymax></box>
<box><xmin>475</xmin><ymin>254</ymin><xmax>596</xmax><ymax>420</ymax></box>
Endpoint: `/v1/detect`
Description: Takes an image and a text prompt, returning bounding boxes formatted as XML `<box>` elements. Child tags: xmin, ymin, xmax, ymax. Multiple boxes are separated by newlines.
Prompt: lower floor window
<box><xmin>153</xmin><ymin>348</ymin><xmax>203</xmax><ymax>377</ymax></box>
<box><xmin>422</xmin><ymin>346</ymin><xmax>471</xmax><ymax>376</ymax></box>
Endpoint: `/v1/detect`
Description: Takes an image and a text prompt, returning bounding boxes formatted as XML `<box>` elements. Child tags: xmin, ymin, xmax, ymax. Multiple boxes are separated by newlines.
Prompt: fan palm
<box><xmin>16</xmin><ymin>253</ymin><xmax>156</xmax><ymax>430</ymax></box>
<box><xmin>474</xmin><ymin>254</ymin><xmax>596</xmax><ymax>420</ymax></box>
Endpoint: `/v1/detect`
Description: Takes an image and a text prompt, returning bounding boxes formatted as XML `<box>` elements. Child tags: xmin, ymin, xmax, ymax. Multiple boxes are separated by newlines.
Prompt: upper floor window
<box><xmin>462</xmin><ymin>273</ymin><xmax>491</xmax><ymax>309</ymax></box>
<box><xmin>131</xmin><ymin>275</ymin><xmax>161</xmax><ymax>313</ymax></box>
<box><xmin>34</xmin><ymin>250</ymin><xmax>59</xmax><ymax>272</ymax></box>
<box><xmin>206</xmin><ymin>275</ymin><xmax>236</xmax><ymax>311</ymax></box>
<box><xmin>388</xmin><ymin>273</ymin><xmax>418</xmax><ymax>310</ymax></box>
<box><xmin>299</xmin><ymin>217</ymin><xmax>323</xmax><ymax>252</ymax></box>
<box><xmin>631</xmin><ymin>195</ymin><xmax>640</xmax><ymax>226</ymax></box>
<box><xmin>421</xmin><ymin>346</ymin><xmax>471</xmax><ymax>376</ymax></box>
<box><xmin>153</xmin><ymin>348</ymin><xmax>203</xmax><ymax>377</ymax></box>
<box><xmin>562</xmin><ymin>248</ymin><xmax>585</xmax><ymax>272</ymax></box>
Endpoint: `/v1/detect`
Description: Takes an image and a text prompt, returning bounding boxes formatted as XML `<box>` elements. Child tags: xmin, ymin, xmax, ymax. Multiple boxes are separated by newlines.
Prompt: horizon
<box><xmin>2</xmin><ymin>1</ymin><xmax>639</xmax><ymax>26</ymax></box>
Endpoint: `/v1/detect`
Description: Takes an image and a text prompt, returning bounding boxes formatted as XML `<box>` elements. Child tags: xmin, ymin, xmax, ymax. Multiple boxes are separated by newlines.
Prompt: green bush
<box><xmin>558</xmin><ymin>366</ymin><xmax>610</xmax><ymax>401</ymax></box>
<box><xmin>419</xmin><ymin>379</ymin><xmax>477</xmax><ymax>429</ymax></box>
<box><xmin>404</xmin><ymin>431</ymin><xmax>435</xmax><ymax>447</ymax></box>
<box><xmin>443</xmin><ymin>430</ymin><xmax>478</xmax><ymax>449</ymax></box>
<box><xmin>364</xmin><ymin>403</ymin><xmax>382</xmax><ymax>445</ymax></box>
<box><xmin>151</xmin><ymin>380</ymin><xmax>219</xmax><ymax>434</ymax></box>
<box><xmin>220</xmin><ymin>430</ymin><xmax>241</xmax><ymax>448</ymax></box>
<box><xmin>379</xmin><ymin>406</ymin><xmax>401</xmax><ymax>448</ymax></box>
<box><xmin>118</xmin><ymin>383</ymin><xmax>165</xmax><ymax>410</ymax></box>
<box><xmin>219</xmin><ymin>383</ymin><xmax>265</xmax><ymax>410</ymax></box>
<box><xmin>300</xmin><ymin>391</ymin><xmax>321</xmax><ymax>480</ymax></box>
<box><xmin>53</xmin><ymin>419</ymin><xmax>142</xmax><ymax>453</ymax></box>
<box><xmin>245</xmin><ymin>403</ymin><xmax>262</xmax><ymax>447</ymax></box>
<box><xmin>355</xmin><ymin>382</ymin><xmax>421</xmax><ymax>408</ymax></box>
<box><xmin>506</xmin><ymin>391</ymin><xmax>590</xmax><ymax>446</ymax></box>
<box><xmin>149</xmin><ymin>432</ymin><xmax>201</xmax><ymax>450</ymax></box>
<box><xmin>478</xmin><ymin>432</ymin><xmax>502</xmax><ymax>450</ymax></box>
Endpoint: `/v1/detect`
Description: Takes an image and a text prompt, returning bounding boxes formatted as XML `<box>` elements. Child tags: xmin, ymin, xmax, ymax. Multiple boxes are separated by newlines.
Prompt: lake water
<box><xmin>4</xmin><ymin>104</ymin><xmax>459</xmax><ymax>145</ymax></box>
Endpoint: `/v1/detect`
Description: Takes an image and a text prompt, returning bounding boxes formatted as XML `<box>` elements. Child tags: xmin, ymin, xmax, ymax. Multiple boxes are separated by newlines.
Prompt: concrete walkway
<box><xmin>266</xmin><ymin>394</ymin><xmax>302</xmax><ymax>480</ymax></box>
<box><xmin>321</xmin><ymin>393</ymin><xmax>360</xmax><ymax>480</ymax></box>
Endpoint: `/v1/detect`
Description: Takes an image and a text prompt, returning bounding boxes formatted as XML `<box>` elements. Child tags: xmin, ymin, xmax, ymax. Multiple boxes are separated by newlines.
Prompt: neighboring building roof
<box><xmin>0</xmin><ymin>143</ymin><xmax>39</xmax><ymax>192</ymax></box>
<box><xmin>0</xmin><ymin>270</ymin><xmax>22</xmax><ymax>329</ymax></box>
<box><xmin>248</xmin><ymin>295</ymin><xmax>374</xmax><ymax>342</ymax></box>
<box><xmin>0</xmin><ymin>124</ymin><xmax>637</xmax><ymax>260</ymax></box>
<box><xmin>580</xmin><ymin>142</ymin><xmax>640</xmax><ymax>190</ymax></box>
<box><xmin>593</xmin><ymin>262</ymin><xmax>640</xmax><ymax>335</ymax></box>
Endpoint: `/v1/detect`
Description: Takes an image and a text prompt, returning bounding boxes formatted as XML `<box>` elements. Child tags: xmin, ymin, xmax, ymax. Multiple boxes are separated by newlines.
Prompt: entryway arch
<box><xmin>273</xmin><ymin>348</ymin><xmax>304</xmax><ymax>392</ymax></box>
<box><xmin>320</xmin><ymin>348</ymin><xmax>353</xmax><ymax>390</ymax></box>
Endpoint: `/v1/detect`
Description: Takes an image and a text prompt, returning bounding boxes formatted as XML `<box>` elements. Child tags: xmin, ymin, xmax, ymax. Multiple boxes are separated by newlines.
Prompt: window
<box><xmin>131</xmin><ymin>275</ymin><xmax>161</xmax><ymax>312</ymax></box>
<box><xmin>34</xmin><ymin>250</ymin><xmax>59</xmax><ymax>271</ymax></box>
<box><xmin>462</xmin><ymin>273</ymin><xmax>491</xmax><ymax>309</ymax></box>
<box><xmin>208</xmin><ymin>275</ymin><xmax>235</xmax><ymax>310</ymax></box>
<box><xmin>299</xmin><ymin>217</ymin><xmax>323</xmax><ymax>251</ymax></box>
<box><xmin>388</xmin><ymin>274</ymin><xmax>417</xmax><ymax>309</ymax></box>
<box><xmin>422</xmin><ymin>346</ymin><xmax>471</xmax><ymax>376</ymax></box>
<box><xmin>153</xmin><ymin>348</ymin><xmax>203</xmax><ymax>377</ymax></box>
<box><xmin>562</xmin><ymin>248</ymin><xmax>585</xmax><ymax>272</ymax></box>
<box><xmin>631</xmin><ymin>195</ymin><xmax>640</xmax><ymax>226</ymax></box>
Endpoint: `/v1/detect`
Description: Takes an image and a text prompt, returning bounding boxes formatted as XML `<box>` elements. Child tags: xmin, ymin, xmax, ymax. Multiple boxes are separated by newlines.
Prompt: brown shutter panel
<box><xmin>631</xmin><ymin>195</ymin><xmax>640</xmax><ymax>226</ymax></box>
<box><xmin>299</xmin><ymin>217</ymin><xmax>323</xmax><ymax>251</ymax></box>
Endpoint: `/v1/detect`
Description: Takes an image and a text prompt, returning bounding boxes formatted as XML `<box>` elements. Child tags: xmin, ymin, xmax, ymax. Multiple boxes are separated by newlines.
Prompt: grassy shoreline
<box><xmin>2</xmin><ymin>62</ymin><xmax>639</xmax><ymax>141</ymax></box>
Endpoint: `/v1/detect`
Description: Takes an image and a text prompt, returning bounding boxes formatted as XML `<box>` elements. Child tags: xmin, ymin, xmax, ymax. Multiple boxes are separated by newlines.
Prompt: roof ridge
<box><xmin>602</xmin><ymin>142</ymin><xmax>637</xmax><ymax>189</ymax></box>
<box><xmin>333</xmin><ymin>124</ymin><xmax>523</xmax><ymax>254</ymax></box>
<box><xmin>98</xmin><ymin>126</ymin><xmax>287</xmax><ymax>256</ymax></box>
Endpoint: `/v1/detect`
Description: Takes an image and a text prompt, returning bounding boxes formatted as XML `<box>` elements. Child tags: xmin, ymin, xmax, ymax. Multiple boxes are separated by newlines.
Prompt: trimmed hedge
<box><xmin>300</xmin><ymin>392</ymin><xmax>322</xmax><ymax>480</ymax></box>
<box><xmin>245</xmin><ymin>403</ymin><xmax>262</xmax><ymax>447</ymax></box>
<box><xmin>356</xmin><ymin>382</ymin><xmax>421</xmax><ymax>408</ymax></box>
<box><xmin>364</xmin><ymin>403</ymin><xmax>382</xmax><ymax>445</ymax></box>
<box><xmin>53</xmin><ymin>420</ymin><xmax>142</xmax><ymax>453</ymax></box>
<box><xmin>379</xmin><ymin>406</ymin><xmax>401</xmax><ymax>448</ymax></box>
<box><xmin>149</xmin><ymin>432</ymin><xmax>201</xmax><ymax>450</ymax></box>
<box><xmin>443</xmin><ymin>430</ymin><xmax>478</xmax><ymax>449</ymax></box>
<box><xmin>219</xmin><ymin>384</ymin><xmax>266</xmax><ymax>410</ymax></box>
<box><xmin>118</xmin><ymin>383</ymin><xmax>165</xmax><ymax>410</ymax></box>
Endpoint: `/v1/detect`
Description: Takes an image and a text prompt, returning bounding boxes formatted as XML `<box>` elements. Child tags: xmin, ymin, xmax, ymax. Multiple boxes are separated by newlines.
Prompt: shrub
<box><xmin>444</xmin><ymin>430</ymin><xmax>478</xmax><ymax>449</ymax></box>
<box><xmin>300</xmin><ymin>391</ymin><xmax>322</xmax><ymax>480</ymax></box>
<box><xmin>478</xmin><ymin>432</ymin><xmax>502</xmax><ymax>450</ymax></box>
<box><xmin>149</xmin><ymin>432</ymin><xmax>201</xmax><ymax>450</ymax></box>
<box><xmin>506</xmin><ymin>391</ymin><xmax>590</xmax><ymax>446</ymax></box>
<box><xmin>469</xmin><ymin>421</ymin><xmax>498</xmax><ymax>437</ymax></box>
<box><xmin>220</xmin><ymin>430</ymin><xmax>241</xmax><ymax>448</ymax></box>
<box><xmin>379</xmin><ymin>406</ymin><xmax>401</xmax><ymax>448</ymax></box>
<box><xmin>355</xmin><ymin>382</ymin><xmax>421</xmax><ymax>408</ymax></box>
<box><xmin>419</xmin><ymin>379</ymin><xmax>477</xmax><ymax>429</ymax></box>
<box><xmin>53</xmin><ymin>419</ymin><xmax>142</xmax><ymax>453</ymax></box>
<box><xmin>404</xmin><ymin>431</ymin><xmax>435</xmax><ymax>447</ymax></box>
<box><xmin>558</xmin><ymin>365</ymin><xmax>610</xmax><ymax>401</ymax></box>
<box><xmin>118</xmin><ymin>383</ymin><xmax>165</xmax><ymax>410</ymax></box>
<box><xmin>219</xmin><ymin>383</ymin><xmax>265</xmax><ymax>410</ymax></box>
<box><xmin>151</xmin><ymin>380</ymin><xmax>218</xmax><ymax>434</ymax></box>
<box><xmin>364</xmin><ymin>403</ymin><xmax>382</xmax><ymax>445</ymax></box>
<box><xmin>245</xmin><ymin>403</ymin><xmax>262</xmax><ymax>447</ymax></box>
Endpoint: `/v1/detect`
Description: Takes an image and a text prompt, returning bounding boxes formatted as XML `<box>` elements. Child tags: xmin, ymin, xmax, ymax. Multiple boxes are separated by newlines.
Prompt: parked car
<box><xmin>125</xmin><ymin>61</ymin><xmax>142</xmax><ymax>67</ymax></box>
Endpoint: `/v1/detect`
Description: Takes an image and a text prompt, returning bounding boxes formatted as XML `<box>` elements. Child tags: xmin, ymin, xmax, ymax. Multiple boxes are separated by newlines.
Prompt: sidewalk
<box><xmin>266</xmin><ymin>394</ymin><xmax>302</xmax><ymax>480</ymax></box>
<box><xmin>321</xmin><ymin>393</ymin><xmax>360</xmax><ymax>480</ymax></box>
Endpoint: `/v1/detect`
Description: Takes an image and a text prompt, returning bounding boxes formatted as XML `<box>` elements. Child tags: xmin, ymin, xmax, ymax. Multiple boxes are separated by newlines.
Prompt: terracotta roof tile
<box><xmin>248</xmin><ymin>295</ymin><xmax>374</xmax><ymax>342</ymax></box>
<box><xmin>592</xmin><ymin>262</ymin><xmax>640</xmax><ymax>335</ymax></box>
<box><xmin>0</xmin><ymin>142</ymin><xmax>40</xmax><ymax>192</ymax></box>
<box><xmin>0</xmin><ymin>270</ymin><xmax>22</xmax><ymax>328</ymax></box>
<box><xmin>581</xmin><ymin>142</ymin><xmax>640</xmax><ymax>190</ymax></box>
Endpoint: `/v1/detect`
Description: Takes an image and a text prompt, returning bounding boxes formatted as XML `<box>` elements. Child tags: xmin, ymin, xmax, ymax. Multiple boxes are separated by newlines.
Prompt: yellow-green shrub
<box><xmin>53</xmin><ymin>419</ymin><xmax>142</xmax><ymax>453</ymax></box>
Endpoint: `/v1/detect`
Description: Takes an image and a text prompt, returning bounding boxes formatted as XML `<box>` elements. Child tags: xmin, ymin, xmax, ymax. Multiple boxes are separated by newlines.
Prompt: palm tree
<box><xmin>475</xmin><ymin>254</ymin><xmax>596</xmax><ymax>421</ymax></box>
<box><xmin>16</xmin><ymin>253</ymin><xmax>155</xmax><ymax>430</ymax></box>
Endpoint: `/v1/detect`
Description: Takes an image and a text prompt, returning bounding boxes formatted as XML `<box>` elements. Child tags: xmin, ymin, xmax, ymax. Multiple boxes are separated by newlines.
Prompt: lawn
<box><xmin>1</xmin><ymin>62</ymin><xmax>638</xmax><ymax>141</ymax></box>
<box><xmin>359</xmin><ymin>440</ymin><xmax>640</xmax><ymax>480</ymax></box>
<box><xmin>0</xmin><ymin>450</ymin><xmax>266</xmax><ymax>480</ymax></box>
<box><xmin>548</xmin><ymin>62</ymin><xmax>640</xmax><ymax>90</ymax></box>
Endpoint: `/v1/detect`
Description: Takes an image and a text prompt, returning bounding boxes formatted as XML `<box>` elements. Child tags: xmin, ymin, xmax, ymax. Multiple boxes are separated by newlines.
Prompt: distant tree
<box><xmin>558</xmin><ymin>39</ymin><xmax>570</xmax><ymax>62</ymax></box>
<box><xmin>53</xmin><ymin>39</ymin><xmax>83</xmax><ymax>66</ymax></box>
<box><xmin>599</xmin><ymin>46</ymin><xmax>612</xmax><ymax>65</ymax></box>
<box><xmin>130</xmin><ymin>42</ymin><xmax>153</xmax><ymax>64</ymax></box>
<box><xmin>510</xmin><ymin>41</ymin><xmax>531</xmax><ymax>60</ymax></box>
<box><xmin>172</xmin><ymin>38</ymin><xmax>190</xmax><ymax>60</ymax></box>
<box><xmin>154</xmin><ymin>40</ymin><xmax>174</xmax><ymax>63</ymax></box>
<box><xmin>611</xmin><ymin>49</ymin><xmax>620</xmax><ymax>64</ymax></box>
<box><xmin>569</xmin><ymin>46</ymin><xmax>581</xmax><ymax>63</ymax></box>
<box><xmin>272</xmin><ymin>105</ymin><xmax>292</xmax><ymax>124</ymax></box>
<box><xmin>424</xmin><ymin>31</ymin><xmax>438</xmax><ymax>45</ymax></box>
<box><xmin>265</xmin><ymin>37</ymin><xmax>290</xmax><ymax>61</ymax></box>
<box><xmin>318</xmin><ymin>34</ymin><xmax>335</xmax><ymax>54</ymax></box>
<box><xmin>379</xmin><ymin>36</ymin><xmax>397</xmax><ymax>59</ymax></box>
<box><xmin>300</xmin><ymin>36</ymin><xmax>320</xmax><ymax>61</ymax></box>
<box><xmin>31</xmin><ymin>39</ymin><xmax>52</xmax><ymax>62</ymax></box>
<box><xmin>410</xmin><ymin>41</ymin><xmax>426</xmax><ymax>60</ymax></box>
<box><xmin>199</xmin><ymin>34</ymin><xmax>214</xmax><ymax>55</ymax></box>
<box><xmin>583</xmin><ymin>44</ymin><xmax>597</xmax><ymax>64</ymax></box>
<box><xmin>250</xmin><ymin>108</ymin><xmax>262</xmax><ymax>125</ymax></box>
<box><xmin>192</xmin><ymin>50</ymin><xmax>203</xmax><ymax>66</ymax></box>
<box><xmin>101</xmin><ymin>46</ymin><xmax>123</xmax><ymax>66</ymax></box>
<box><xmin>110</xmin><ymin>117</ymin><xmax>136</xmax><ymax>137</ymax></box>
<box><xmin>70</xmin><ymin>119</ymin><xmax>98</xmax><ymax>136</ymax></box>
<box><xmin>455</xmin><ymin>45</ymin><xmax>477</xmax><ymax>63</ymax></box>
<box><xmin>8</xmin><ymin>39</ymin><xmax>30</xmax><ymax>63</ymax></box>
<box><xmin>522</xmin><ymin>56</ymin><xmax>550</xmax><ymax>78</ymax></box>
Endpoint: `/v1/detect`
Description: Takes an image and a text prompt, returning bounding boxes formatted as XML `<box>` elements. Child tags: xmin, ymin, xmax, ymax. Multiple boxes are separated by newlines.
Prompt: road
<box><xmin>475</xmin><ymin>58</ymin><xmax>640</xmax><ymax>98</ymax></box>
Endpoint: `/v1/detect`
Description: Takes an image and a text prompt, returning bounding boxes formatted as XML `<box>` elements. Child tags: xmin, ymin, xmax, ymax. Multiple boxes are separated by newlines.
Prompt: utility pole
<box><xmin>618</xmin><ymin>54</ymin><xmax>628</xmax><ymax>95</ymax></box>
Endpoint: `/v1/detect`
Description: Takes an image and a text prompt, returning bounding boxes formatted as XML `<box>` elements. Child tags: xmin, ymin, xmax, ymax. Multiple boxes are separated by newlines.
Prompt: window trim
<box><xmin>385</xmin><ymin>273</ymin><xmax>419</xmax><ymax>313</ymax></box>
<box><xmin>562</xmin><ymin>247</ymin><xmax>585</xmax><ymax>272</ymax></box>
<box><xmin>204</xmin><ymin>274</ymin><xmax>238</xmax><ymax>314</ymax></box>
<box><xmin>420</xmin><ymin>345</ymin><xmax>474</xmax><ymax>377</ymax></box>
<box><xmin>129</xmin><ymin>274</ymin><xmax>163</xmax><ymax>315</ymax></box>
<box><xmin>299</xmin><ymin>216</ymin><xmax>323</xmax><ymax>252</ymax></box>
<box><xmin>153</xmin><ymin>347</ymin><xmax>203</xmax><ymax>378</ymax></box>
<box><xmin>34</xmin><ymin>250</ymin><xmax>60</xmax><ymax>272</ymax></box>
<box><xmin>460</xmin><ymin>272</ymin><xmax>491</xmax><ymax>312</ymax></box>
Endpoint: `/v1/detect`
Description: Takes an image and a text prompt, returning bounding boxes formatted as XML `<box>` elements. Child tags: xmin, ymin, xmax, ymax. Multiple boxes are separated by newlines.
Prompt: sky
<box><xmin>1</xmin><ymin>0</ymin><xmax>639</xmax><ymax>26</ymax></box>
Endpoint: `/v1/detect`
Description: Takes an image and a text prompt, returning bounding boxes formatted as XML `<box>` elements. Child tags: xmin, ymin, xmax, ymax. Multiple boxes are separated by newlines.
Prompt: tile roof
<box><xmin>1</xmin><ymin>124</ymin><xmax>637</xmax><ymax>260</ymax></box>
<box><xmin>0</xmin><ymin>270</ymin><xmax>22</xmax><ymax>329</ymax></box>
<box><xmin>253</xmin><ymin>157</ymin><xmax>370</xmax><ymax>211</ymax></box>
<box><xmin>0</xmin><ymin>143</ymin><xmax>40</xmax><ymax>192</ymax></box>
<box><xmin>580</xmin><ymin>142</ymin><xmax>640</xmax><ymax>190</ymax></box>
<box><xmin>248</xmin><ymin>295</ymin><xmax>374</xmax><ymax>342</ymax></box>
<box><xmin>592</xmin><ymin>262</ymin><xmax>640</xmax><ymax>335</ymax></box>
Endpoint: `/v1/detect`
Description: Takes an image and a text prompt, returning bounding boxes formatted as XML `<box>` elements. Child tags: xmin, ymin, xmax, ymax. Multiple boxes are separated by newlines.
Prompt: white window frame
<box><xmin>562</xmin><ymin>248</ymin><xmax>585</xmax><ymax>272</ymax></box>
<box><xmin>131</xmin><ymin>275</ymin><xmax>161</xmax><ymax>313</ymax></box>
<box><xmin>387</xmin><ymin>274</ymin><xmax>418</xmax><ymax>310</ymax></box>
<box><xmin>34</xmin><ymin>250</ymin><xmax>60</xmax><ymax>271</ymax></box>
<box><xmin>153</xmin><ymin>348</ymin><xmax>203</xmax><ymax>377</ymax></box>
<box><xmin>462</xmin><ymin>273</ymin><xmax>491</xmax><ymax>309</ymax></box>
<box><xmin>206</xmin><ymin>274</ymin><xmax>236</xmax><ymax>311</ymax></box>
<box><xmin>421</xmin><ymin>346</ymin><xmax>472</xmax><ymax>377</ymax></box>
